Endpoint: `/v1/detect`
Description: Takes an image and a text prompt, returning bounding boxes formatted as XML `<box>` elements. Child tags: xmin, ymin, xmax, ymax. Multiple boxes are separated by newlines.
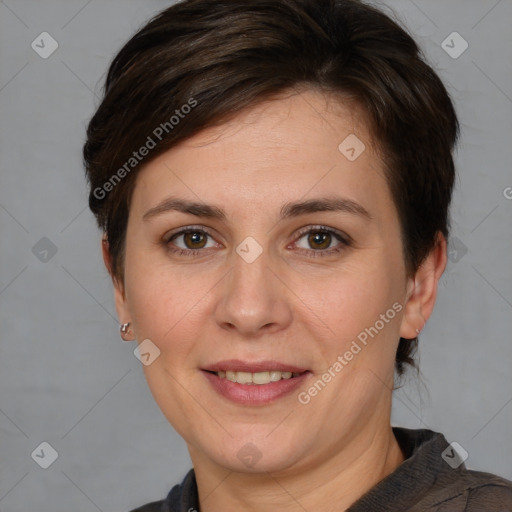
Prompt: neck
<box><xmin>191</xmin><ymin>422</ymin><xmax>405</xmax><ymax>512</ymax></box>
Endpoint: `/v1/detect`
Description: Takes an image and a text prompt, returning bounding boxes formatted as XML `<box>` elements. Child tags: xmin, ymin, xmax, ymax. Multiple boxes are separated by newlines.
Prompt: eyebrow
<box><xmin>142</xmin><ymin>196</ymin><xmax>372</xmax><ymax>222</ymax></box>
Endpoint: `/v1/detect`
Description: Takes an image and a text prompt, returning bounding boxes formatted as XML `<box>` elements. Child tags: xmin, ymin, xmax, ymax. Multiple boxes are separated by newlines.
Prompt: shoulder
<box><xmin>387</xmin><ymin>428</ymin><xmax>512</xmax><ymax>511</ymax></box>
<box><xmin>420</xmin><ymin>469</ymin><xmax>512</xmax><ymax>511</ymax></box>
<box><xmin>127</xmin><ymin>468</ymin><xmax>197</xmax><ymax>512</ymax></box>
<box><xmin>128</xmin><ymin>499</ymin><xmax>166</xmax><ymax>512</ymax></box>
<box><xmin>461</xmin><ymin>470</ymin><xmax>512</xmax><ymax>510</ymax></box>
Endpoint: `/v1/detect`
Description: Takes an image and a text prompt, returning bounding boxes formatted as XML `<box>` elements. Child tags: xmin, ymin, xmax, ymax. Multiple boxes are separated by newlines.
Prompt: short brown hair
<box><xmin>83</xmin><ymin>0</ymin><xmax>459</xmax><ymax>375</ymax></box>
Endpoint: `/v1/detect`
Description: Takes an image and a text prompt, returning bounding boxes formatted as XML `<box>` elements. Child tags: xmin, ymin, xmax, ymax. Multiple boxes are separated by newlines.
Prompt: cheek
<box><xmin>124</xmin><ymin>258</ymin><xmax>217</xmax><ymax>352</ymax></box>
<box><xmin>308</xmin><ymin>259</ymin><xmax>396</xmax><ymax>321</ymax></box>
<box><xmin>298</xmin><ymin>258</ymin><xmax>404</xmax><ymax>364</ymax></box>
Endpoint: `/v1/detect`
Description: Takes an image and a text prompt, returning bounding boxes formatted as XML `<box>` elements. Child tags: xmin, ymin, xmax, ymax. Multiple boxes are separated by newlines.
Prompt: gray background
<box><xmin>0</xmin><ymin>1</ymin><xmax>511</xmax><ymax>511</ymax></box>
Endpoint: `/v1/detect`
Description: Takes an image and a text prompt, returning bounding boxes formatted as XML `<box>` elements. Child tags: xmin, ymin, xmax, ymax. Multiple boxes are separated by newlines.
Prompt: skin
<box><xmin>103</xmin><ymin>87</ymin><xmax>447</xmax><ymax>512</ymax></box>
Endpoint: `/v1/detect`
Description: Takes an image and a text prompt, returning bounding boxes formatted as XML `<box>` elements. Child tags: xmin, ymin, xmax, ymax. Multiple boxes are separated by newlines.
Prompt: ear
<box><xmin>101</xmin><ymin>234</ymin><xmax>131</xmax><ymax>325</ymax></box>
<box><xmin>399</xmin><ymin>232</ymin><xmax>447</xmax><ymax>339</ymax></box>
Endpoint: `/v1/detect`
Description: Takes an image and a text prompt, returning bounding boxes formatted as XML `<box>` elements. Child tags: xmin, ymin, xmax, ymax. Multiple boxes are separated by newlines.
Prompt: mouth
<box><xmin>203</xmin><ymin>369</ymin><xmax>307</xmax><ymax>385</ymax></box>
<box><xmin>201</xmin><ymin>359</ymin><xmax>310</xmax><ymax>383</ymax></box>
<box><xmin>201</xmin><ymin>359</ymin><xmax>311</xmax><ymax>405</ymax></box>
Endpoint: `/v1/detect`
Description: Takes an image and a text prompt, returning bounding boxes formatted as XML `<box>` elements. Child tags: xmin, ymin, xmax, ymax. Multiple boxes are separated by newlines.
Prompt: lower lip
<box><xmin>201</xmin><ymin>370</ymin><xmax>311</xmax><ymax>405</ymax></box>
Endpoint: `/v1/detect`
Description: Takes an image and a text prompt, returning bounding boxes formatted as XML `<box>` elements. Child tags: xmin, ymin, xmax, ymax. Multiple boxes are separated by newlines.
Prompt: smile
<box><xmin>201</xmin><ymin>369</ymin><xmax>311</xmax><ymax>405</ymax></box>
<box><xmin>210</xmin><ymin>370</ymin><xmax>305</xmax><ymax>385</ymax></box>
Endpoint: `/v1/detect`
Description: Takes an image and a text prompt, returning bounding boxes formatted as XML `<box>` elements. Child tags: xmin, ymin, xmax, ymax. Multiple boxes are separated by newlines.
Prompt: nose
<box><xmin>213</xmin><ymin>243</ymin><xmax>293</xmax><ymax>337</ymax></box>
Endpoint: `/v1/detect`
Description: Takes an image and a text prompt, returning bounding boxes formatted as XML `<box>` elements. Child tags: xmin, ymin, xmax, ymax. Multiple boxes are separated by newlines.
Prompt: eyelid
<box><xmin>164</xmin><ymin>224</ymin><xmax>352</xmax><ymax>256</ymax></box>
<box><xmin>292</xmin><ymin>224</ymin><xmax>352</xmax><ymax>246</ymax></box>
<box><xmin>164</xmin><ymin>224</ymin><xmax>218</xmax><ymax>242</ymax></box>
<box><xmin>165</xmin><ymin>224</ymin><xmax>350</xmax><ymax>243</ymax></box>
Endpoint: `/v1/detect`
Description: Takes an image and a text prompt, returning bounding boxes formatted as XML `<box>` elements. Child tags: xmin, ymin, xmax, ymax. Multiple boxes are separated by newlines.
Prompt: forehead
<box><xmin>130</xmin><ymin>87</ymin><xmax>392</xmax><ymax>223</ymax></box>
<box><xmin>182</xmin><ymin>87</ymin><xmax>374</xmax><ymax>155</ymax></box>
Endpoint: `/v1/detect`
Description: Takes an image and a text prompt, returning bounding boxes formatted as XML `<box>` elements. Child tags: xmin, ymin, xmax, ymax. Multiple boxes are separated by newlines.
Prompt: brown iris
<box><xmin>183</xmin><ymin>231</ymin><xmax>208</xmax><ymax>249</ymax></box>
<box><xmin>308</xmin><ymin>231</ymin><xmax>331</xmax><ymax>250</ymax></box>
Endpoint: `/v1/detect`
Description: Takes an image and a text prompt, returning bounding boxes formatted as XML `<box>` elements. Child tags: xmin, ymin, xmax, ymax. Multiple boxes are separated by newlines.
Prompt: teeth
<box><xmin>270</xmin><ymin>370</ymin><xmax>282</xmax><ymax>382</ymax></box>
<box><xmin>215</xmin><ymin>370</ymin><xmax>301</xmax><ymax>384</ymax></box>
<box><xmin>236</xmin><ymin>371</ymin><xmax>253</xmax><ymax>384</ymax></box>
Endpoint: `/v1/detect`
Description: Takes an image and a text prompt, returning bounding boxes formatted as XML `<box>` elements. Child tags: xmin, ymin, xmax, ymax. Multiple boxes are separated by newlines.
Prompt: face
<box><xmin>110</xmin><ymin>87</ymin><xmax>440</xmax><ymax>475</ymax></box>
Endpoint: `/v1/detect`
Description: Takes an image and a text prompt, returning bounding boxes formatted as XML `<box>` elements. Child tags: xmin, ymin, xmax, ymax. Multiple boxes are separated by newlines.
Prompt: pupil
<box><xmin>186</xmin><ymin>231</ymin><xmax>206</xmax><ymax>248</ymax></box>
<box><xmin>310</xmin><ymin>231</ymin><xmax>330</xmax><ymax>249</ymax></box>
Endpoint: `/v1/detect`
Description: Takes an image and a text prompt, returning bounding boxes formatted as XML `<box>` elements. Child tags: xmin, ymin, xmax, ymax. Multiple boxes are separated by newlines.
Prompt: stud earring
<box><xmin>120</xmin><ymin>322</ymin><xmax>135</xmax><ymax>341</ymax></box>
<box><xmin>415</xmin><ymin>320</ymin><xmax>426</xmax><ymax>336</ymax></box>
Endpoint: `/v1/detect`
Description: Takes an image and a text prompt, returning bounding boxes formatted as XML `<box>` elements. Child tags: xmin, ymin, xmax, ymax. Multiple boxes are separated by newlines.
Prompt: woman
<box><xmin>83</xmin><ymin>0</ymin><xmax>512</xmax><ymax>510</ymax></box>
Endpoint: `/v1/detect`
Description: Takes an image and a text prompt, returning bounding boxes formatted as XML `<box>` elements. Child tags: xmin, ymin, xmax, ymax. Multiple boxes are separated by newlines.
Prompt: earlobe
<box><xmin>399</xmin><ymin>232</ymin><xmax>447</xmax><ymax>339</ymax></box>
<box><xmin>119</xmin><ymin>322</ymin><xmax>136</xmax><ymax>342</ymax></box>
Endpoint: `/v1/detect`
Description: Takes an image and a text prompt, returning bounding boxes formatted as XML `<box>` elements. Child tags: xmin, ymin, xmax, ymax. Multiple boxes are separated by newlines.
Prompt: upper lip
<box><xmin>202</xmin><ymin>359</ymin><xmax>309</xmax><ymax>373</ymax></box>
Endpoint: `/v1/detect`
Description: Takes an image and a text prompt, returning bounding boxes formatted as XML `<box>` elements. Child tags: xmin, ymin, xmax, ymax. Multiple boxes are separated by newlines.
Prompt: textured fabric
<box><xmin>129</xmin><ymin>427</ymin><xmax>512</xmax><ymax>511</ymax></box>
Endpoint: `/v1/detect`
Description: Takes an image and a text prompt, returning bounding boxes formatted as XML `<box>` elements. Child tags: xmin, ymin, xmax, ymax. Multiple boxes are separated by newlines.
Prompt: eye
<box><xmin>164</xmin><ymin>224</ymin><xmax>351</xmax><ymax>258</ymax></box>
<box><xmin>293</xmin><ymin>225</ymin><xmax>351</xmax><ymax>257</ymax></box>
<box><xmin>165</xmin><ymin>226</ymin><xmax>218</xmax><ymax>256</ymax></box>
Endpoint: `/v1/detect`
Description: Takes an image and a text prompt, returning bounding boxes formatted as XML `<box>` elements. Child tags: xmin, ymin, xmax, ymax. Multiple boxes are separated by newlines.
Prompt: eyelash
<box><xmin>164</xmin><ymin>225</ymin><xmax>352</xmax><ymax>258</ymax></box>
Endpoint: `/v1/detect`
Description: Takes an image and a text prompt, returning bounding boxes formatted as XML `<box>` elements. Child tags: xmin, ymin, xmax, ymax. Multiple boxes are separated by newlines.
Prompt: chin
<box><xmin>203</xmin><ymin>433</ymin><xmax>306</xmax><ymax>474</ymax></box>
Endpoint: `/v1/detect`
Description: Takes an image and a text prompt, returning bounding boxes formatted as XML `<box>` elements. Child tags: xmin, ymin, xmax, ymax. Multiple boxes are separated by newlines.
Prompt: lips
<box><xmin>202</xmin><ymin>359</ymin><xmax>308</xmax><ymax>374</ymax></box>
<box><xmin>201</xmin><ymin>359</ymin><xmax>311</xmax><ymax>404</ymax></box>
<box><xmin>202</xmin><ymin>368</ymin><xmax>311</xmax><ymax>405</ymax></box>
